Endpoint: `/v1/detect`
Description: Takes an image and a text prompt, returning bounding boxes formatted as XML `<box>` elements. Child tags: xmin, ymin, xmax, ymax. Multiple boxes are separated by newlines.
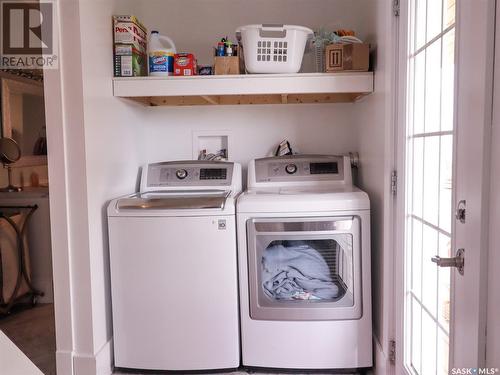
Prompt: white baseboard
<box><xmin>73</xmin><ymin>339</ymin><xmax>113</xmax><ymax>375</ymax></box>
<box><xmin>73</xmin><ymin>352</ymin><xmax>96</xmax><ymax>375</ymax></box>
<box><xmin>56</xmin><ymin>349</ymin><xmax>73</xmax><ymax>375</ymax></box>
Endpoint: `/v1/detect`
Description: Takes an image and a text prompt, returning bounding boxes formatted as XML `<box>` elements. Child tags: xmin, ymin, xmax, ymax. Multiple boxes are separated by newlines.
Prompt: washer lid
<box><xmin>116</xmin><ymin>190</ymin><xmax>230</xmax><ymax>210</ymax></box>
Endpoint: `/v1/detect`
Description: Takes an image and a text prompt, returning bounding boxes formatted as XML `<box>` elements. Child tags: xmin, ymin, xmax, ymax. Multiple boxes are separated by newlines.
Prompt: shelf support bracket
<box><xmin>201</xmin><ymin>95</ymin><xmax>220</xmax><ymax>105</ymax></box>
<box><xmin>281</xmin><ymin>94</ymin><xmax>288</xmax><ymax>104</ymax></box>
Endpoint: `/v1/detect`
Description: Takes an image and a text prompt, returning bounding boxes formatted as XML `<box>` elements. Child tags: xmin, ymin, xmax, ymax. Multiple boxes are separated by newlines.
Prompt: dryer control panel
<box><xmin>142</xmin><ymin>161</ymin><xmax>235</xmax><ymax>190</ymax></box>
<box><xmin>251</xmin><ymin>155</ymin><xmax>350</xmax><ymax>186</ymax></box>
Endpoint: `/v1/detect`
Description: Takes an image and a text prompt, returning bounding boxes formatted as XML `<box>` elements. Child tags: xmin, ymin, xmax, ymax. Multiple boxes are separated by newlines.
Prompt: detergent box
<box><xmin>174</xmin><ymin>53</ymin><xmax>197</xmax><ymax>76</ymax></box>
<box><xmin>113</xmin><ymin>15</ymin><xmax>148</xmax><ymax>77</ymax></box>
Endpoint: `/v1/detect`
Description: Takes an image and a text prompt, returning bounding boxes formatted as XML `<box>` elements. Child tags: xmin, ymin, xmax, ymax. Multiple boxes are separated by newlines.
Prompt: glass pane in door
<box><xmin>404</xmin><ymin>0</ymin><xmax>456</xmax><ymax>374</ymax></box>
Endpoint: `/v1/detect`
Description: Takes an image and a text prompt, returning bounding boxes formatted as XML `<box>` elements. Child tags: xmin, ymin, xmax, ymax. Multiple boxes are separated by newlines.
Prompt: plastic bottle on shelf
<box><xmin>226</xmin><ymin>41</ymin><xmax>233</xmax><ymax>56</ymax></box>
<box><xmin>148</xmin><ymin>31</ymin><xmax>176</xmax><ymax>76</ymax></box>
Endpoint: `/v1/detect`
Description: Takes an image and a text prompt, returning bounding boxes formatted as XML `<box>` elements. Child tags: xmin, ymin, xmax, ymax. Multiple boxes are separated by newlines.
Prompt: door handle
<box><xmin>431</xmin><ymin>248</ymin><xmax>465</xmax><ymax>275</ymax></box>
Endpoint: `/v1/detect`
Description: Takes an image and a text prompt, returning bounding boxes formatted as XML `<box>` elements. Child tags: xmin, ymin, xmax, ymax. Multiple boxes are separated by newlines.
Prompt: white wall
<box><xmin>129</xmin><ymin>0</ymin><xmax>376</xmax><ymax>68</ymax></box>
<box><xmin>69</xmin><ymin>0</ymin><xmax>144</xmax><ymax>372</ymax></box>
<box><xmin>486</xmin><ymin>2</ymin><xmax>500</xmax><ymax>364</ymax></box>
<box><xmin>59</xmin><ymin>1</ymin><xmax>385</xmax><ymax>374</ymax></box>
<box><xmin>136</xmin><ymin>104</ymin><xmax>358</xmax><ymax>167</ymax></box>
<box><xmin>487</xmin><ymin>82</ymin><xmax>500</xmax><ymax>366</ymax></box>
<box><xmin>125</xmin><ymin>0</ymin><xmax>377</xmax><ymax>170</ymax></box>
<box><xmin>354</xmin><ymin>1</ymin><xmax>395</xmax><ymax>372</ymax></box>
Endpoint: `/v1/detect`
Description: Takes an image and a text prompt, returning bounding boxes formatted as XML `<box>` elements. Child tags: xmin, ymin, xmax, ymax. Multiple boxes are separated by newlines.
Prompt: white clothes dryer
<box><xmin>108</xmin><ymin>161</ymin><xmax>241</xmax><ymax>371</ymax></box>
<box><xmin>237</xmin><ymin>155</ymin><xmax>372</xmax><ymax>370</ymax></box>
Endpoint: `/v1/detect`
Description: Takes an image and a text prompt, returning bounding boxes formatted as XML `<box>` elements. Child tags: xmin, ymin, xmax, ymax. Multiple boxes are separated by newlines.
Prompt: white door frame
<box><xmin>42</xmin><ymin>0</ymin><xmax>90</xmax><ymax>373</ymax></box>
<box><xmin>394</xmin><ymin>0</ymin><xmax>410</xmax><ymax>371</ymax></box>
<box><xmin>451</xmin><ymin>0</ymin><xmax>494</xmax><ymax>367</ymax></box>
<box><xmin>43</xmin><ymin>66</ymin><xmax>74</xmax><ymax>373</ymax></box>
<box><xmin>42</xmin><ymin>63</ymin><xmax>75</xmax><ymax>375</ymax></box>
<box><xmin>394</xmin><ymin>0</ymin><xmax>494</xmax><ymax>373</ymax></box>
<box><xmin>42</xmin><ymin>0</ymin><xmax>74</xmax><ymax>371</ymax></box>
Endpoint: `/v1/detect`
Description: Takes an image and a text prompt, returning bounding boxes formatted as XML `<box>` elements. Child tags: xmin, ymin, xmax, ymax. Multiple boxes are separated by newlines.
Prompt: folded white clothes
<box><xmin>261</xmin><ymin>243</ymin><xmax>339</xmax><ymax>300</ymax></box>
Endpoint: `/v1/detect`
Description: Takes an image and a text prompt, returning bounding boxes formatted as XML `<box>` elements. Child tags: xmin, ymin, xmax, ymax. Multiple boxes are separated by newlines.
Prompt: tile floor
<box><xmin>0</xmin><ymin>303</ymin><xmax>56</xmax><ymax>375</ymax></box>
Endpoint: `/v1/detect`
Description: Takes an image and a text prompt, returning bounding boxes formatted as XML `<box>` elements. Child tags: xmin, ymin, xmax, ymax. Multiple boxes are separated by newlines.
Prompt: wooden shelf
<box><xmin>113</xmin><ymin>72</ymin><xmax>374</xmax><ymax>106</ymax></box>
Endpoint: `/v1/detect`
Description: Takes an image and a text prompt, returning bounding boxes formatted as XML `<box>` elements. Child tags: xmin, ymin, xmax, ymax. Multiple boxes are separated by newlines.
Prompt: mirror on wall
<box><xmin>1</xmin><ymin>75</ymin><xmax>47</xmax><ymax>167</ymax></box>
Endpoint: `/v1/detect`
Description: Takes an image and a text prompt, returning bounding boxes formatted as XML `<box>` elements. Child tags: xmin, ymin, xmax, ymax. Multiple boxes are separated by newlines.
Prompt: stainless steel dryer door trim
<box><xmin>246</xmin><ymin>216</ymin><xmax>363</xmax><ymax>321</ymax></box>
<box><xmin>254</xmin><ymin>219</ymin><xmax>353</xmax><ymax>233</ymax></box>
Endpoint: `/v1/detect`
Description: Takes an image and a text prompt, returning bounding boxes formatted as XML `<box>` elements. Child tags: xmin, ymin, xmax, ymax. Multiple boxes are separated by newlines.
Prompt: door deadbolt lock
<box><xmin>431</xmin><ymin>248</ymin><xmax>465</xmax><ymax>275</ymax></box>
<box><xmin>456</xmin><ymin>200</ymin><xmax>466</xmax><ymax>223</ymax></box>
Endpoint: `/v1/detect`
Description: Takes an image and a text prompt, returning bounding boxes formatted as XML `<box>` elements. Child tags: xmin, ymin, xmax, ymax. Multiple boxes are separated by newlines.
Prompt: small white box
<box><xmin>192</xmin><ymin>131</ymin><xmax>231</xmax><ymax>161</ymax></box>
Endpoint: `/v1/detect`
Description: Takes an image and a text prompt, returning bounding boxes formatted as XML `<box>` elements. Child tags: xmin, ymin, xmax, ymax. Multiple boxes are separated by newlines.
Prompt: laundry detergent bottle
<box><xmin>148</xmin><ymin>31</ymin><xmax>176</xmax><ymax>76</ymax></box>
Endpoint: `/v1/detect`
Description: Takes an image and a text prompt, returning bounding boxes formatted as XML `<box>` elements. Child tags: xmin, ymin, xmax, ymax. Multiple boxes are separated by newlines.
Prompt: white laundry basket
<box><xmin>236</xmin><ymin>24</ymin><xmax>313</xmax><ymax>74</ymax></box>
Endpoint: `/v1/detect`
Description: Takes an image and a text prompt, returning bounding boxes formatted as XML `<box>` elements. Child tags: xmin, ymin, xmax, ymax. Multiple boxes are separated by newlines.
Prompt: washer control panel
<box><xmin>146</xmin><ymin>161</ymin><xmax>233</xmax><ymax>188</ymax></box>
<box><xmin>255</xmin><ymin>155</ymin><xmax>345</xmax><ymax>183</ymax></box>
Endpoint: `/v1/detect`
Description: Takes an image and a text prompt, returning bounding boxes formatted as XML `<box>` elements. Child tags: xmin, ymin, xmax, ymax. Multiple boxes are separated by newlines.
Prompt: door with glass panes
<box><xmin>396</xmin><ymin>0</ymin><xmax>493</xmax><ymax>373</ymax></box>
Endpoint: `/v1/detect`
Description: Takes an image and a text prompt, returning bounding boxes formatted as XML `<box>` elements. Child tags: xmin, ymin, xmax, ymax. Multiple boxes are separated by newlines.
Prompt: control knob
<box><xmin>175</xmin><ymin>169</ymin><xmax>188</xmax><ymax>179</ymax></box>
<box><xmin>285</xmin><ymin>163</ymin><xmax>298</xmax><ymax>174</ymax></box>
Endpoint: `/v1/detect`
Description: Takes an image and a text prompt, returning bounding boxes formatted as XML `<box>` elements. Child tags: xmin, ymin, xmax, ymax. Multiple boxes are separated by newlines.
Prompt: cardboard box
<box><xmin>174</xmin><ymin>53</ymin><xmax>197</xmax><ymax>76</ymax></box>
<box><xmin>114</xmin><ymin>43</ymin><xmax>147</xmax><ymax>77</ymax></box>
<box><xmin>113</xmin><ymin>15</ymin><xmax>147</xmax><ymax>77</ymax></box>
<box><xmin>214</xmin><ymin>56</ymin><xmax>240</xmax><ymax>75</ymax></box>
<box><xmin>325</xmin><ymin>43</ymin><xmax>369</xmax><ymax>72</ymax></box>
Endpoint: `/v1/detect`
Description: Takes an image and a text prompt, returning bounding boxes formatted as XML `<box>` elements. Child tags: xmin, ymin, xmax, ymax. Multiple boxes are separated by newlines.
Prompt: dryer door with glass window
<box><xmin>247</xmin><ymin>216</ymin><xmax>362</xmax><ymax>321</ymax></box>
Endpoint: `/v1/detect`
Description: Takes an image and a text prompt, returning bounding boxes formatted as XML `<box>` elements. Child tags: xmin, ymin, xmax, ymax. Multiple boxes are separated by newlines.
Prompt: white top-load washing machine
<box><xmin>108</xmin><ymin>160</ymin><xmax>241</xmax><ymax>371</ymax></box>
<box><xmin>237</xmin><ymin>155</ymin><xmax>372</xmax><ymax>370</ymax></box>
